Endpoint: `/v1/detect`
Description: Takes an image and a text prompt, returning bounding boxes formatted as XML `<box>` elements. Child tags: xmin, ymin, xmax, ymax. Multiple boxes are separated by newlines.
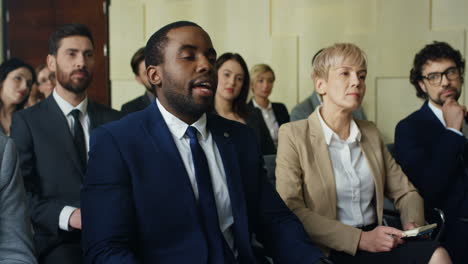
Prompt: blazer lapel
<box><xmin>207</xmin><ymin>116</ymin><xmax>253</xmax><ymax>261</ymax></box>
<box><xmin>308</xmin><ymin>111</ymin><xmax>337</xmax><ymax>216</ymax></box>
<box><xmin>46</xmin><ymin>96</ymin><xmax>84</xmax><ymax>175</ymax></box>
<box><xmin>142</xmin><ymin>103</ymin><xmax>198</xmax><ymax>206</ymax></box>
<box><xmin>358</xmin><ymin>129</ymin><xmax>384</xmax><ymax>224</ymax></box>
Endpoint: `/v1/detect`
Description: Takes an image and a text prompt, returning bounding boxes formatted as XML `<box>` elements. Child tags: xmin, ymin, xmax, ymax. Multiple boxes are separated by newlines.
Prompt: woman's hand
<box><xmin>358</xmin><ymin>226</ymin><xmax>405</xmax><ymax>252</ymax></box>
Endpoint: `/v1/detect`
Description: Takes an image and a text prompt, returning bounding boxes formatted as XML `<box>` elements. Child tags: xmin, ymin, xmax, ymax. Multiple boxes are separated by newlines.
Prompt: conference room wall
<box><xmin>107</xmin><ymin>0</ymin><xmax>468</xmax><ymax>143</ymax></box>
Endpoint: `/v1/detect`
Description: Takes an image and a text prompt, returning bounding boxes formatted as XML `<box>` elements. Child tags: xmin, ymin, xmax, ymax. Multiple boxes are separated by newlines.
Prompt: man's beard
<box><xmin>160</xmin><ymin>69</ymin><xmax>214</xmax><ymax>119</ymax></box>
<box><xmin>56</xmin><ymin>65</ymin><xmax>92</xmax><ymax>94</ymax></box>
<box><xmin>428</xmin><ymin>86</ymin><xmax>461</xmax><ymax>106</ymax></box>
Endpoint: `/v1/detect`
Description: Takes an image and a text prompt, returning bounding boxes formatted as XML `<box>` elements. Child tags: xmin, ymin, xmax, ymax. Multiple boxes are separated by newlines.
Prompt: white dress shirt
<box><xmin>252</xmin><ymin>99</ymin><xmax>279</xmax><ymax>147</ymax></box>
<box><xmin>317</xmin><ymin>108</ymin><xmax>376</xmax><ymax>227</ymax></box>
<box><xmin>427</xmin><ymin>100</ymin><xmax>465</xmax><ymax>137</ymax></box>
<box><xmin>157</xmin><ymin>99</ymin><xmax>236</xmax><ymax>252</ymax></box>
<box><xmin>53</xmin><ymin>90</ymin><xmax>91</xmax><ymax>231</ymax></box>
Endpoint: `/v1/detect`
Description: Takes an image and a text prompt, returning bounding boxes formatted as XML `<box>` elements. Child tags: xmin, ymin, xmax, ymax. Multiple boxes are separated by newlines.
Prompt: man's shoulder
<box><xmin>13</xmin><ymin>98</ymin><xmax>50</xmax><ymax>121</ymax></box>
<box><xmin>396</xmin><ymin>104</ymin><xmax>428</xmax><ymax>129</ymax></box>
<box><xmin>89</xmin><ymin>100</ymin><xmax>122</xmax><ymax>119</ymax></box>
<box><xmin>122</xmin><ymin>95</ymin><xmax>147</xmax><ymax>108</ymax></box>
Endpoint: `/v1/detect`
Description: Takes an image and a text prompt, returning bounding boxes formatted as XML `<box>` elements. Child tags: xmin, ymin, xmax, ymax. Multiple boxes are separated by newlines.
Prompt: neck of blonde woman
<box><xmin>254</xmin><ymin>96</ymin><xmax>270</xmax><ymax>109</ymax></box>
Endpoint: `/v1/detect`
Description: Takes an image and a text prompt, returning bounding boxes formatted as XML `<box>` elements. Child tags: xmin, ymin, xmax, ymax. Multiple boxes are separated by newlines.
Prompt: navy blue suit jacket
<box><xmin>81</xmin><ymin>102</ymin><xmax>322</xmax><ymax>264</ymax></box>
<box><xmin>394</xmin><ymin>101</ymin><xmax>468</xmax><ymax>261</ymax></box>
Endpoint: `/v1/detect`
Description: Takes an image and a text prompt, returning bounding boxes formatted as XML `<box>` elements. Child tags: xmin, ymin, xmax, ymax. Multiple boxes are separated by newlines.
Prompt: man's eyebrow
<box><xmin>427</xmin><ymin>66</ymin><xmax>457</xmax><ymax>75</ymax></box>
<box><xmin>178</xmin><ymin>44</ymin><xmax>197</xmax><ymax>52</ymax></box>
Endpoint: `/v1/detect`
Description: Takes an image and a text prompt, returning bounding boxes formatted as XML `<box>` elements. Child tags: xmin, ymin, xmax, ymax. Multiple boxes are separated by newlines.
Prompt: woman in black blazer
<box><xmin>248</xmin><ymin>64</ymin><xmax>290</xmax><ymax>152</ymax></box>
<box><xmin>214</xmin><ymin>53</ymin><xmax>276</xmax><ymax>155</ymax></box>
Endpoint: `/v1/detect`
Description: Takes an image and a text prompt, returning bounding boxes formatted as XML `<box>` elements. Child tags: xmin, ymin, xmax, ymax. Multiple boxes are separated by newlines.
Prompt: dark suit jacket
<box><xmin>81</xmin><ymin>102</ymin><xmax>323</xmax><ymax>264</ymax></box>
<box><xmin>10</xmin><ymin>95</ymin><xmax>121</xmax><ymax>258</ymax></box>
<box><xmin>121</xmin><ymin>93</ymin><xmax>152</xmax><ymax>115</ymax></box>
<box><xmin>394</xmin><ymin>101</ymin><xmax>468</xmax><ymax>262</ymax></box>
<box><xmin>247</xmin><ymin>100</ymin><xmax>290</xmax><ymax>155</ymax></box>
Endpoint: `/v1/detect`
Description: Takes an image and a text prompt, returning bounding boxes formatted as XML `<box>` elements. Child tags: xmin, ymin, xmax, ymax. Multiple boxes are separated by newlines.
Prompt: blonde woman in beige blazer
<box><xmin>276</xmin><ymin>43</ymin><xmax>451</xmax><ymax>264</ymax></box>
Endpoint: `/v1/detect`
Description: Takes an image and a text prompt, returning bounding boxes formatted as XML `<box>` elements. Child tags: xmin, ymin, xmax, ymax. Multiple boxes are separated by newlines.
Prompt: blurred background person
<box><xmin>0</xmin><ymin>58</ymin><xmax>35</xmax><ymax>135</ymax></box>
<box><xmin>26</xmin><ymin>64</ymin><xmax>56</xmax><ymax>107</ymax></box>
<box><xmin>121</xmin><ymin>47</ymin><xmax>155</xmax><ymax>115</ymax></box>
<box><xmin>0</xmin><ymin>132</ymin><xmax>37</xmax><ymax>263</ymax></box>
<box><xmin>248</xmin><ymin>63</ymin><xmax>289</xmax><ymax>152</ymax></box>
<box><xmin>214</xmin><ymin>53</ymin><xmax>275</xmax><ymax>155</ymax></box>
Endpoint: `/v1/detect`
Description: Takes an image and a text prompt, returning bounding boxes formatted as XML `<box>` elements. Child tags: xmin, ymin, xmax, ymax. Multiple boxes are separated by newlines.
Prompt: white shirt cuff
<box><xmin>447</xmin><ymin>127</ymin><xmax>464</xmax><ymax>137</ymax></box>
<box><xmin>59</xmin><ymin>205</ymin><xmax>77</xmax><ymax>231</ymax></box>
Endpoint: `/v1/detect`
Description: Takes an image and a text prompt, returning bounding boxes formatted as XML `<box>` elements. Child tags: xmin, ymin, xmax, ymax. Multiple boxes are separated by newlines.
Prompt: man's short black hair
<box><xmin>145</xmin><ymin>21</ymin><xmax>201</xmax><ymax>67</ymax></box>
<box><xmin>410</xmin><ymin>41</ymin><xmax>465</xmax><ymax>99</ymax></box>
<box><xmin>48</xmin><ymin>23</ymin><xmax>94</xmax><ymax>55</ymax></box>
<box><xmin>131</xmin><ymin>47</ymin><xmax>145</xmax><ymax>76</ymax></box>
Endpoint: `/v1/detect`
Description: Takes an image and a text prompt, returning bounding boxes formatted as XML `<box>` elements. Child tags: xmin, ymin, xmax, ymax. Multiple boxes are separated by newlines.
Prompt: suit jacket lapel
<box><xmin>207</xmin><ymin>115</ymin><xmax>253</xmax><ymax>260</ymax></box>
<box><xmin>308</xmin><ymin>111</ymin><xmax>337</xmax><ymax>216</ymax></box>
<box><xmin>46</xmin><ymin>96</ymin><xmax>84</xmax><ymax>174</ymax></box>
<box><xmin>142</xmin><ymin>103</ymin><xmax>198</xmax><ymax>206</ymax></box>
<box><xmin>357</xmin><ymin>127</ymin><xmax>384</xmax><ymax>224</ymax></box>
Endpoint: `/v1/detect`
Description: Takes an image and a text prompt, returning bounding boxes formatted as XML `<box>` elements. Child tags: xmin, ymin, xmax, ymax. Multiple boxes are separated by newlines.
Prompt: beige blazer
<box><xmin>276</xmin><ymin>110</ymin><xmax>424</xmax><ymax>256</ymax></box>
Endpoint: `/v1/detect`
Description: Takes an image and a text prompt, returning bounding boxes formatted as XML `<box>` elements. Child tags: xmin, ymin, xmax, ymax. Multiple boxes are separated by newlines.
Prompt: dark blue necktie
<box><xmin>186</xmin><ymin>126</ymin><xmax>225</xmax><ymax>263</ymax></box>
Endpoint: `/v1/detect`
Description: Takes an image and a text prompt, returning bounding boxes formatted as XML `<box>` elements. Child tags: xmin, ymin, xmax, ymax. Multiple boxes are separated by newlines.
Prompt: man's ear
<box><xmin>147</xmin><ymin>65</ymin><xmax>162</xmax><ymax>87</ymax></box>
<box><xmin>418</xmin><ymin>80</ymin><xmax>427</xmax><ymax>93</ymax></box>
<box><xmin>47</xmin><ymin>54</ymin><xmax>56</xmax><ymax>72</ymax></box>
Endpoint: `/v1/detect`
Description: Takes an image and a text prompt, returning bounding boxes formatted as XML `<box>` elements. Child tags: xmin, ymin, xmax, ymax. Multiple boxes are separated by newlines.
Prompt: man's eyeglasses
<box><xmin>421</xmin><ymin>67</ymin><xmax>460</xmax><ymax>86</ymax></box>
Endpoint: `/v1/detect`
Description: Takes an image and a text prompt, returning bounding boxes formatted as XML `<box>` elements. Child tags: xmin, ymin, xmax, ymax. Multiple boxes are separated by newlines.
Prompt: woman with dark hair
<box><xmin>0</xmin><ymin>58</ymin><xmax>36</xmax><ymax>135</ymax></box>
<box><xmin>214</xmin><ymin>53</ymin><xmax>275</xmax><ymax>155</ymax></box>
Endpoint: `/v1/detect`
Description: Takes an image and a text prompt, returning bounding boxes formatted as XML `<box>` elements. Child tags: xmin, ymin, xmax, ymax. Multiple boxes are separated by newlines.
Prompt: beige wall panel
<box><xmin>109</xmin><ymin>1</ymin><xmax>145</xmax><ymax>80</ymax></box>
<box><xmin>432</xmin><ymin>0</ymin><xmax>468</xmax><ymax>30</ymax></box>
<box><xmin>144</xmin><ymin>0</ymin><xmax>228</xmax><ymax>54</ymax></box>
<box><xmin>109</xmin><ymin>1</ymin><xmax>146</xmax><ymax>108</ymax></box>
<box><xmin>268</xmin><ymin>36</ymin><xmax>298</xmax><ymax>111</ymax></box>
<box><xmin>375</xmin><ymin>77</ymin><xmax>423</xmax><ymax>143</ymax></box>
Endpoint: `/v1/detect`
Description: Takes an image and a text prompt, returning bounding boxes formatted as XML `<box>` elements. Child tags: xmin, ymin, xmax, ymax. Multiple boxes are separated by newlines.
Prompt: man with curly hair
<box><xmin>394</xmin><ymin>41</ymin><xmax>468</xmax><ymax>263</ymax></box>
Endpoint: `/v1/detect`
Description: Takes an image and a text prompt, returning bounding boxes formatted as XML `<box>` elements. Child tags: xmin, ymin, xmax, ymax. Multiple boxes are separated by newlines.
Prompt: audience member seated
<box><xmin>290</xmin><ymin>49</ymin><xmax>367</xmax><ymax>122</ymax></box>
<box><xmin>394</xmin><ymin>41</ymin><xmax>468</xmax><ymax>263</ymax></box>
<box><xmin>275</xmin><ymin>43</ymin><xmax>451</xmax><ymax>264</ymax></box>
<box><xmin>0</xmin><ymin>58</ymin><xmax>35</xmax><ymax>135</ymax></box>
<box><xmin>121</xmin><ymin>47</ymin><xmax>155</xmax><ymax>115</ymax></box>
<box><xmin>0</xmin><ymin>132</ymin><xmax>36</xmax><ymax>263</ymax></box>
<box><xmin>26</xmin><ymin>64</ymin><xmax>56</xmax><ymax>107</ymax></box>
<box><xmin>11</xmin><ymin>23</ymin><xmax>121</xmax><ymax>264</ymax></box>
<box><xmin>214</xmin><ymin>53</ymin><xmax>275</xmax><ymax>155</ymax></box>
<box><xmin>248</xmin><ymin>63</ymin><xmax>290</xmax><ymax>152</ymax></box>
<box><xmin>81</xmin><ymin>21</ymin><xmax>327</xmax><ymax>264</ymax></box>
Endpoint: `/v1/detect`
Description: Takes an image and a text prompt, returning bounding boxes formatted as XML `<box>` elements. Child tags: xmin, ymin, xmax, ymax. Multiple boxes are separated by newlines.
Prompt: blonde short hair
<box><xmin>312</xmin><ymin>43</ymin><xmax>367</xmax><ymax>81</ymax></box>
<box><xmin>250</xmin><ymin>63</ymin><xmax>275</xmax><ymax>83</ymax></box>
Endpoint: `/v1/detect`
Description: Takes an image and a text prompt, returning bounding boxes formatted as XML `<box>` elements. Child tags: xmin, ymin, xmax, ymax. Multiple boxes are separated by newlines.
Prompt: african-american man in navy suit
<box><xmin>81</xmin><ymin>21</ymin><xmax>327</xmax><ymax>264</ymax></box>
